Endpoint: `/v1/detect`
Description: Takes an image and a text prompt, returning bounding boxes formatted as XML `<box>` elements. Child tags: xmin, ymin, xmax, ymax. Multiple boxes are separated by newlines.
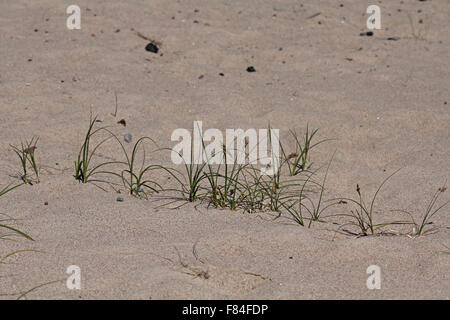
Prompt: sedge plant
<box><xmin>74</xmin><ymin>115</ymin><xmax>122</xmax><ymax>183</ymax></box>
<box><xmin>10</xmin><ymin>137</ymin><xmax>40</xmax><ymax>184</ymax></box>
<box><xmin>333</xmin><ymin>169</ymin><xmax>410</xmax><ymax>236</ymax></box>
<box><xmin>393</xmin><ymin>185</ymin><xmax>449</xmax><ymax>236</ymax></box>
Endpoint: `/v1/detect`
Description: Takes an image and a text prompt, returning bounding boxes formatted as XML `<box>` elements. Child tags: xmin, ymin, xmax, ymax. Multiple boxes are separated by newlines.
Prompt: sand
<box><xmin>0</xmin><ymin>0</ymin><xmax>449</xmax><ymax>299</ymax></box>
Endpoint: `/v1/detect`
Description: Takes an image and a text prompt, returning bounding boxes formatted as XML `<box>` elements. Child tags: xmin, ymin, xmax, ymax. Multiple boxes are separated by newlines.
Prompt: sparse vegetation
<box><xmin>74</xmin><ymin>115</ymin><xmax>122</xmax><ymax>183</ymax></box>
<box><xmin>117</xmin><ymin>136</ymin><xmax>163</xmax><ymax>197</ymax></box>
<box><xmin>60</xmin><ymin>116</ymin><xmax>450</xmax><ymax>237</ymax></box>
<box><xmin>394</xmin><ymin>185</ymin><xmax>449</xmax><ymax>236</ymax></box>
<box><xmin>10</xmin><ymin>136</ymin><xmax>40</xmax><ymax>184</ymax></box>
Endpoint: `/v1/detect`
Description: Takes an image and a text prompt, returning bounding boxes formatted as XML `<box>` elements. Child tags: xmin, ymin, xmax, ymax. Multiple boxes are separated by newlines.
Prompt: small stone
<box><xmin>360</xmin><ymin>31</ymin><xmax>374</xmax><ymax>36</ymax></box>
<box><xmin>116</xmin><ymin>197</ymin><xmax>124</xmax><ymax>202</ymax></box>
<box><xmin>124</xmin><ymin>133</ymin><xmax>132</xmax><ymax>143</ymax></box>
<box><xmin>219</xmin><ymin>72</ymin><xmax>224</xmax><ymax>76</ymax></box>
<box><xmin>387</xmin><ymin>37</ymin><xmax>400</xmax><ymax>41</ymax></box>
<box><xmin>246</xmin><ymin>66</ymin><xmax>256</xmax><ymax>72</ymax></box>
<box><xmin>44</xmin><ymin>202</ymin><xmax>48</xmax><ymax>206</ymax></box>
<box><xmin>145</xmin><ymin>43</ymin><xmax>159</xmax><ymax>53</ymax></box>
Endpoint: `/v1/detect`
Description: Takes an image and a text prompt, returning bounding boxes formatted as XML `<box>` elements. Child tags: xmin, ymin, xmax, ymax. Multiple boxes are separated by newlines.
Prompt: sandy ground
<box><xmin>0</xmin><ymin>0</ymin><xmax>449</xmax><ymax>299</ymax></box>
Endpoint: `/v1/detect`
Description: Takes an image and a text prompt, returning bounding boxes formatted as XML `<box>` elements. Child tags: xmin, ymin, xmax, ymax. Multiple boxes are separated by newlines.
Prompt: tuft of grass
<box><xmin>281</xmin><ymin>126</ymin><xmax>329</xmax><ymax>176</ymax></box>
<box><xmin>116</xmin><ymin>137</ymin><xmax>163</xmax><ymax>197</ymax></box>
<box><xmin>74</xmin><ymin>115</ymin><xmax>122</xmax><ymax>183</ymax></box>
<box><xmin>203</xmin><ymin>144</ymin><xmax>248</xmax><ymax>210</ymax></box>
<box><xmin>393</xmin><ymin>185</ymin><xmax>449</xmax><ymax>236</ymax></box>
<box><xmin>281</xmin><ymin>152</ymin><xmax>339</xmax><ymax>227</ymax></box>
<box><xmin>160</xmin><ymin>133</ymin><xmax>210</xmax><ymax>204</ymax></box>
<box><xmin>333</xmin><ymin>169</ymin><xmax>410</xmax><ymax>236</ymax></box>
<box><xmin>10</xmin><ymin>137</ymin><xmax>40</xmax><ymax>184</ymax></box>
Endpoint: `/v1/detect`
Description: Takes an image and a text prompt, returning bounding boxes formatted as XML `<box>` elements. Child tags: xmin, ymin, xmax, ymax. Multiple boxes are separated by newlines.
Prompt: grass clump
<box><xmin>281</xmin><ymin>126</ymin><xmax>328</xmax><ymax>176</ymax></box>
<box><xmin>162</xmin><ymin>138</ymin><xmax>210</xmax><ymax>204</ymax></box>
<box><xmin>10</xmin><ymin>136</ymin><xmax>40</xmax><ymax>184</ymax></box>
<box><xmin>203</xmin><ymin>144</ymin><xmax>249</xmax><ymax>210</ymax></box>
<box><xmin>394</xmin><ymin>185</ymin><xmax>449</xmax><ymax>236</ymax></box>
<box><xmin>74</xmin><ymin>115</ymin><xmax>122</xmax><ymax>183</ymax></box>
<box><xmin>116</xmin><ymin>137</ymin><xmax>163</xmax><ymax>198</ymax></box>
<box><xmin>333</xmin><ymin>169</ymin><xmax>410</xmax><ymax>236</ymax></box>
<box><xmin>282</xmin><ymin>153</ymin><xmax>340</xmax><ymax>227</ymax></box>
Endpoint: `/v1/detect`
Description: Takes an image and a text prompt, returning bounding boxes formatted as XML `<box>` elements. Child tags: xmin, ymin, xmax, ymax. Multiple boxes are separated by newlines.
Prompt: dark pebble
<box><xmin>219</xmin><ymin>72</ymin><xmax>224</xmax><ymax>76</ymax></box>
<box><xmin>246</xmin><ymin>66</ymin><xmax>256</xmax><ymax>72</ymax></box>
<box><xmin>360</xmin><ymin>31</ymin><xmax>374</xmax><ymax>36</ymax></box>
<box><xmin>387</xmin><ymin>37</ymin><xmax>400</xmax><ymax>41</ymax></box>
<box><xmin>145</xmin><ymin>42</ymin><xmax>159</xmax><ymax>53</ymax></box>
<box><xmin>44</xmin><ymin>202</ymin><xmax>48</xmax><ymax>205</ymax></box>
<box><xmin>116</xmin><ymin>197</ymin><xmax>124</xmax><ymax>202</ymax></box>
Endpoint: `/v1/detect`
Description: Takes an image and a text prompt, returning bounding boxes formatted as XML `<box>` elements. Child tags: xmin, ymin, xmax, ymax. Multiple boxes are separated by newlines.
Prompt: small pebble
<box><xmin>387</xmin><ymin>37</ymin><xmax>400</xmax><ymax>41</ymax></box>
<box><xmin>124</xmin><ymin>133</ymin><xmax>132</xmax><ymax>143</ymax></box>
<box><xmin>360</xmin><ymin>31</ymin><xmax>374</xmax><ymax>36</ymax></box>
<box><xmin>145</xmin><ymin>43</ymin><xmax>159</xmax><ymax>54</ymax></box>
<box><xmin>44</xmin><ymin>202</ymin><xmax>48</xmax><ymax>206</ymax></box>
<box><xmin>219</xmin><ymin>72</ymin><xmax>224</xmax><ymax>76</ymax></box>
<box><xmin>246</xmin><ymin>66</ymin><xmax>256</xmax><ymax>72</ymax></box>
<box><xmin>116</xmin><ymin>197</ymin><xmax>124</xmax><ymax>202</ymax></box>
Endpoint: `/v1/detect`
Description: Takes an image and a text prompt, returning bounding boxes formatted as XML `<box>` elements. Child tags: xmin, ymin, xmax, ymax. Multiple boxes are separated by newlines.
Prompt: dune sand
<box><xmin>0</xmin><ymin>0</ymin><xmax>449</xmax><ymax>299</ymax></box>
